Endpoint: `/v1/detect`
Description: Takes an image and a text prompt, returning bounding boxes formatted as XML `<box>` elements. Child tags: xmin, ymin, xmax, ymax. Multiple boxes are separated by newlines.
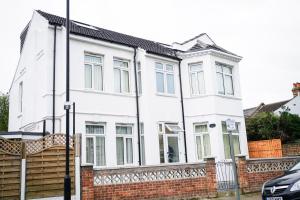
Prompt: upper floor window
<box><xmin>194</xmin><ymin>123</ymin><xmax>211</xmax><ymax>160</ymax></box>
<box><xmin>114</xmin><ymin>59</ymin><xmax>130</xmax><ymax>93</ymax></box>
<box><xmin>222</xmin><ymin>121</ymin><xmax>241</xmax><ymax>159</ymax></box>
<box><xmin>189</xmin><ymin>63</ymin><xmax>205</xmax><ymax>95</ymax></box>
<box><xmin>137</xmin><ymin>62</ymin><xmax>142</xmax><ymax>94</ymax></box>
<box><xmin>19</xmin><ymin>82</ymin><xmax>23</xmax><ymax>113</ymax></box>
<box><xmin>216</xmin><ymin>62</ymin><xmax>234</xmax><ymax>95</ymax></box>
<box><xmin>85</xmin><ymin>123</ymin><xmax>106</xmax><ymax>166</ymax></box>
<box><xmin>116</xmin><ymin>124</ymin><xmax>133</xmax><ymax>165</ymax></box>
<box><xmin>155</xmin><ymin>63</ymin><xmax>175</xmax><ymax>94</ymax></box>
<box><xmin>84</xmin><ymin>54</ymin><xmax>103</xmax><ymax>90</ymax></box>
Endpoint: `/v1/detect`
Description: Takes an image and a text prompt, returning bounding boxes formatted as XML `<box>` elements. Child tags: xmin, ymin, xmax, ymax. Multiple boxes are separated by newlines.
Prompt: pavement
<box><xmin>212</xmin><ymin>192</ymin><xmax>261</xmax><ymax>200</ymax></box>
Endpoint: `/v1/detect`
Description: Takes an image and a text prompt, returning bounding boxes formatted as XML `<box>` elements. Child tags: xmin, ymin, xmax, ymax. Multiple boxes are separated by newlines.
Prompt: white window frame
<box><xmin>114</xmin><ymin>58</ymin><xmax>130</xmax><ymax>93</ymax></box>
<box><xmin>140</xmin><ymin>122</ymin><xmax>145</xmax><ymax>165</ymax></box>
<box><xmin>116</xmin><ymin>124</ymin><xmax>134</xmax><ymax>166</ymax></box>
<box><xmin>137</xmin><ymin>62</ymin><xmax>142</xmax><ymax>95</ymax></box>
<box><xmin>19</xmin><ymin>82</ymin><xmax>23</xmax><ymax>113</ymax></box>
<box><xmin>189</xmin><ymin>62</ymin><xmax>205</xmax><ymax>96</ymax></box>
<box><xmin>194</xmin><ymin>123</ymin><xmax>211</xmax><ymax>161</ymax></box>
<box><xmin>84</xmin><ymin>53</ymin><xmax>104</xmax><ymax>91</ymax></box>
<box><xmin>222</xmin><ymin>121</ymin><xmax>241</xmax><ymax>159</ymax></box>
<box><xmin>85</xmin><ymin>122</ymin><xmax>106</xmax><ymax>167</ymax></box>
<box><xmin>216</xmin><ymin>62</ymin><xmax>234</xmax><ymax>96</ymax></box>
<box><xmin>155</xmin><ymin>62</ymin><xmax>175</xmax><ymax>95</ymax></box>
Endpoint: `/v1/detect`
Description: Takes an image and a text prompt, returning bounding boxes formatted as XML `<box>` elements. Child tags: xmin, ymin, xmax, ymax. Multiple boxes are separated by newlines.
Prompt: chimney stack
<box><xmin>292</xmin><ymin>82</ymin><xmax>300</xmax><ymax>97</ymax></box>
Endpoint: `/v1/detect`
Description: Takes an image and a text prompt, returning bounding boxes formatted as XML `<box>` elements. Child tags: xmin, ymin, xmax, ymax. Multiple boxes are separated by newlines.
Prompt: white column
<box><xmin>20</xmin><ymin>159</ymin><xmax>26</xmax><ymax>200</ymax></box>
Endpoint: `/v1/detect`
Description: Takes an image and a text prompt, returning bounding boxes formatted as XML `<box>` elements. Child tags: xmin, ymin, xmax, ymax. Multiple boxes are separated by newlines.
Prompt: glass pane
<box><xmin>141</xmin><ymin>135</ymin><xmax>145</xmax><ymax>165</ymax></box>
<box><xmin>126</xmin><ymin>138</ymin><xmax>133</xmax><ymax>164</ymax></box>
<box><xmin>138</xmin><ymin>71</ymin><xmax>142</xmax><ymax>94</ymax></box>
<box><xmin>156</xmin><ymin>72</ymin><xmax>164</xmax><ymax>93</ymax></box>
<box><xmin>167</xmin><ymin>137</ymin><xmax>179</xmax><ymax>163</ymax></box>
<box><xmin>225</xmin><ymin>75</ymin><xmax>234</xmax><ymax>95</ymax></box>
<box><xmin>114</xmin><ymin>60</ymin><xmax>128</xmax><ymax>68</ymax></box>
<box><xmin>203</xmin><ymin>134</ymin><xmax>211</xmax><ymax>157</ymax></box>
<box><xmin>216</xmin><ymin>64</ymin><xmax>222</xmax><ymax>72</ymax></box>
<box><xmin>190</xmin><ymin>63</ymin><xmax>202</xmax><ymax>72</ymax></box>
<box><xmin>114</xmin><ymin>68</ymin><xmax>121</xmax><ymax>93</ymax></box>
<box><xmin>196</xmin><ymin>136</ymin><xmax>202</xmax><ymax>160</ymax></box>
<box><xmin>217</xmin><ymin>73</ymin><xmax>225</xmax><ymax>95</ymax></box>
<box><xmin>85</xmin><ymin>55</ymin><xmax>102</xmax><ymax>64</ymax></box>
<box><xmin>86</xmin><ymin>125</ymin><xmax>104</xmax><ymax>134</ymax></box>
<box><xmin>159</xmin><ymin>135</ymin><xmax>165</xmax><ymax>163</ymax></box>
<box><xmin>116</xmin><ymin>126</ymin><xmax>132</xmax><ymax>134</ymax></box>
<box><xmin>221</xmin><ymin>121</ymin><xmax>227</xmax><ymax>133</ymax></box>
<box><xmin>233</xmin><ymin>135</ymin><xmax>241</xmax><ymax>155</ymax></box>
<box><xmin>116</xmin><ymin>137</ymin><xmax>124</xmax><ymax>165</ymax></box>
<box><xmin>191</xmin><ymin>73</ymin><xmax>198</xmax><ymax>95</ymax></box>
<box><xmin>140</xmin><ymin>123</ymin><xmax>144</xmax><ymax>135</ymax></box>
<box><xmin>195</xmin><ymin>124</ymin><xmax>208</xmax><ymax>133</ymax></box>
<box><xmin>223</xmin><ymin>66</ymin><xmax>232</xmax><ymax>74</ymax></box>
<box><xmin>122</xmin><ymin>70</ymin><xmax>129</xmax><ymax>92</ymax></box>
<box><xmin>95</xmin><ymin>137</ymin><xmax>105</xmax><ymax>166</ymax></box>
<box><xmin>223</xmin><ymin>134</ymin><xmax>230</xmax><ymax>159</ymax></box>
<box><xmin>155</xmin><ymin>63</ymin><xmax>163</xmax><ymax>70</ymax></box>
<box><xmin>85</xmin><ymin>64</ymin><xmax>92</xmax><ymax>88</ymax></box>
<box><xmin>166</xmin><ymin>64</ymin><xmax>174</xmax><ymax>71</ymax></box>
<box><xmin>94</xmin><ymin>65</ymin><xmax>102</xmax><ymax>90</ymax></box>
<box><xmin>86</xmin><ymin>138</ymin><xmax>94</xmax><ymax>164</ymax></box>
<box><xmin>167</xmin><ymin>74</ymin><xmax>175</xmax><ymax>94</ymax></box>
<box><xmin>198</xmin><ymin>71</ymin><xmax>205</xmax><ymax>94</ymax></box>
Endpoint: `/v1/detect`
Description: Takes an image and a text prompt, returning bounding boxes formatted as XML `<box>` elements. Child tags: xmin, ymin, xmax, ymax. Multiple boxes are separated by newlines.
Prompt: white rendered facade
<box><xmin>9</xmin><ymin>11</ymin><xmax>248</xmax><ymax>168</ymax></box>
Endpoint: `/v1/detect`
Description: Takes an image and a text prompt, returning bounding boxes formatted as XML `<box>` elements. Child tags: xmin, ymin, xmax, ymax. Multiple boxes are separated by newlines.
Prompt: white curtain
<box><xmin>166</xmin><ymin>74</ymin><xmax>175</xmax><ymax>94</ymax></box>
<box><xmin>217</xmin><ymin>72</ymin><xmax>224</xmax><ymax>94</ymax></box>
<box><xmin>156</xmin><ymin>72</ymin><xmax>164</xmax><ymax>93</ymax></box>
<box><xmin>225</xmin><ymin>75</ymin><xmax>234</xmax><ymax>95</ymax></box>
<box><xmin>114</xmin><ymin>68</ymin><xmax>121</xmax><ymax>93</ymax></box>
<box><xmin>96</xmin><ymin>137</ymin><xmax>105</xmax><ymax>166</ymax></box>
<box><xmin>122</xmin><ymin>70</ymin><xmax>129</xmax><ymax>92</ymax></box>
<box><xmin>85</xmin><ymin>64</ymin><xmax>92</xmax><ymax>88</ymax></box>
<box><xmin>196</xmin><ymin>136</ymin><xmax>202</xmax><ymax>160</ymax></box>
<box><xmin>203</xmin><ymin>134</ymin><xmax>211</xmax><ymax>157</ymax></box>
<box><xmin>94</xmin><ymin>65</ymin><xmax>102</xmax><ymax>91</ymax></box>
<box><xmin>86</xmin><ymin>138</ymin><xmax>94</xmax><ymax>164</ymax></box>
<box><xmin>198</xmin><ymin>71</ymin><xmax>205</xmax><ymax>94</ymax></box>
<box><xmin>116</xmin><ymin>137</ymin><xmax>124</xmax><ymax>165</ymax></box>
<box><xmin>126</xmin><ymin>138</ymin><xmax>133</xmax><ymax>164</ymax></box>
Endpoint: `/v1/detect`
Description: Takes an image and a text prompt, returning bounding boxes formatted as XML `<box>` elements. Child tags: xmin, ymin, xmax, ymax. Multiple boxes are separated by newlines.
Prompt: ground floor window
<box><xmin>222</xmin><ymin>121</ymin><xmax>241</xmax><ymax>159</ymax></box>
<box><xmin>194</xmin><ymin>123</ymin><xmax>211</xmax><ymax>160</ymax></box>
<box><xmin>158</xmin><ymin>122</ymin><xmax>183</xmax><ymax>164</ymax></box>
<box><xmin>116</xmin><ymin>124</ymin><xmax>133</xmax><ymax>165</ymax></box>
<box><xmin>140</xmin><ymin>123</ymin><xmax>145</xmax><ymax>165</ymax></box>
<box><xmin>85</xmin><ymin>123</ymin><xmax>106</xmax><ymax>166</ymax></box>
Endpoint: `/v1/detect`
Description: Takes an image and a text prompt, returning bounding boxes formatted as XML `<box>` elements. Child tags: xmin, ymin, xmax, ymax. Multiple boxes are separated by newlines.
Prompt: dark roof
<box><xmin>20</xmin><ymin>21</ymin><xmax>30</xmax><ymax>52</ymax></box>
<box><xmin>36</xmin><ymin>10</ymin><xmax>178</xmax><ymax>59</ymax></box>
<box><xmin>187</xmin><ymin>43</ymin><xmax>239</xmax><ymax>57</ymax></box>
<box><xmin>244</xmin><ymin>100</ymin><xmax>290</xmax><ymax>118</ymax></box>
<box><xmin>259</xmin><ymin>100</ymin><xmax>290</xmax><ymax>113</ymax></box>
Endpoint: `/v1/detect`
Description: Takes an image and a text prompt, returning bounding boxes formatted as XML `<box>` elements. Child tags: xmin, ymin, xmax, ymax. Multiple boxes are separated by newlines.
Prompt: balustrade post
<box><xmin>81</xmin><ymin>165</ymin><xmax>94</xmax><ymax>200</ymax></box>
<box><xmin>20</xmin><ymin>142</ymin><xmax>26</xmax><ymax>200</ymax></box>
<box><xmin>204</xmin><ymin>157</ymin><xmax>217</xmax><ymax>197</ymax></box>
<box><xmin>236</xmin><ymin>155</ymin><xmax>249</xmax><ymax>193</ymax></box>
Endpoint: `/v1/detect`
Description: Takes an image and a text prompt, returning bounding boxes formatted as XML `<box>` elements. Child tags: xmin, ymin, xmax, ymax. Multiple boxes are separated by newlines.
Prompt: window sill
<box><xmin>71</xmin><ymin>89</ymin><xmax>135</xmax><ymax>98</ymax></box>
<box><xmin>155</xmin><ymin>93</ymin><xmax>177</xmax><ymax>98</ymax></box>
<box><xmin>17</xmin><ymin>113</ymin><xmax>23</xmax><ymax>118</ymax></box>
<box><xmin>215</xmin><ymin>94</ymin><xmax>241</xmax><ymax>100</ymax></box>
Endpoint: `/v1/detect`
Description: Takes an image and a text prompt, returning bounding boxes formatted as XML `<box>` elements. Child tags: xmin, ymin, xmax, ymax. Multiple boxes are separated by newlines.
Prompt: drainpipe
<box><xmin>133</xmin><ymin>47</ymin><xmax>142</xmax><ymax>166</ymax></box>
<box><xmin>178</xmin><ymin>59</ymin><xmax>188</xmax><ymax>163</ymax></box>
<box><xmin>52</xmin><ymin>25</ymin><xmax>57</xmax><ymax>134</ymax></box>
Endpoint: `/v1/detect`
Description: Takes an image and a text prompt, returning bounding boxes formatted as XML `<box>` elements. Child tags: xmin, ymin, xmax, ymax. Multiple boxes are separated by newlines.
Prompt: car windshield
<box><xmin>290</xmin><ymin>161</ymin><xmax>300</xmax><ymax>171</ymax></box>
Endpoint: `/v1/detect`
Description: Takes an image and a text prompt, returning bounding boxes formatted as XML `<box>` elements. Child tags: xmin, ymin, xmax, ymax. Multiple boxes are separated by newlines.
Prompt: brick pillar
<box><xmin>81</xmin><ymin>165</ymin><xmax>94</xmax><ymax>200</ymax></box>
<box><xmin>236</xmin><ymin>155</ymin><xmax>249</xmax><ymax>193</ymax></box>
<box><xmin>204</xmin><ymin>157</ymin><xmax>217</xmax><ymax>197</ymax></box>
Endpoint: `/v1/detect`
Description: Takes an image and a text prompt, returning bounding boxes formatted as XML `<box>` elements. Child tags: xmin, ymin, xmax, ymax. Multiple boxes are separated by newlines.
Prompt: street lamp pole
<box><xmin>64</xmin><ymin>0</ymin><xmax>71</xmax><ymax>199</ymax></box>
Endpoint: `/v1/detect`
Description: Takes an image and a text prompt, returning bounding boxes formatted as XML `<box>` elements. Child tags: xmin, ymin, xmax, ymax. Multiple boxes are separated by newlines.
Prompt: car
<box><xmin>262</xmin><ymin>161</ymin><xmax>300</xmax><ymax>200</ymax></box>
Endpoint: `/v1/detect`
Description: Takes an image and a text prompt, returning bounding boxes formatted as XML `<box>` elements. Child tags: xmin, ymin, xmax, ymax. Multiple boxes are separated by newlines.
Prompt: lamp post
<box><xmin>64</xmin><ymin>0</ymin><xmax>71</xmax><ymax>199</ymax></box>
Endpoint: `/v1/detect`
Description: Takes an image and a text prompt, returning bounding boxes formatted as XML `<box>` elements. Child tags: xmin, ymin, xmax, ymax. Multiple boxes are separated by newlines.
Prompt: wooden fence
<box><xmin>248</xmin><ymin>139</ymin><xmax>282</xmax><ymax>158</ymax></box>
<box><xmin>0</xmin><ymin>134</ymin><xmax>79</xmax><ymax>200</ymax></box>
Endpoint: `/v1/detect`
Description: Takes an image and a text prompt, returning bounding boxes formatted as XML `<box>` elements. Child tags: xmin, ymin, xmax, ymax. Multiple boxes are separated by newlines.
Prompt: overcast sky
<box><xmin>0</xmin><ymin>0</ymin><xmax>299</xmax><ymax>108</ymax></box>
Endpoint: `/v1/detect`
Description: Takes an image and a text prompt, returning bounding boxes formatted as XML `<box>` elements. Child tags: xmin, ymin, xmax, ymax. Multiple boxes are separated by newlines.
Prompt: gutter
<box><xmin>52</xmin><ymin>25</ymin><xmax>57</xmax><ymax>134</ymax></box>
<box><xmin>133</xmin><ymin>47</ymin><xmax>142</xmax><ymax>166</ymax></box>
<box><xmin>178</xmin><ymin>59</ymin><xmax>188</xmax><ymax>163</ymax></box>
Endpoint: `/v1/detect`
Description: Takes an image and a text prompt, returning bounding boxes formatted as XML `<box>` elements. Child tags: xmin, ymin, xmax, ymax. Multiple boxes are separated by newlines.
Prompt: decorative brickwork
<box><xmin>82</xmin><ymin>159</ymin><xmax>217</xmax><ymax>200</ymax></box>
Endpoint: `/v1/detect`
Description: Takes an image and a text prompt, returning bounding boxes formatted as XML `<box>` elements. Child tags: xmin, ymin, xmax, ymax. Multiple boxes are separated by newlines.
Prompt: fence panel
<box><xmin>25</xmin><ymin>134</ymin><xmax>75</xmax><ymax>199</ymax></box>
<box><xmin>248</xmin><ymin>139</ymin><xmax>282</xmax><ymax>158</ymax></box>
<box><xmin>0</xmin><ymin>138</ymin><xmax>22</xmax><ymax>200</ymax></box>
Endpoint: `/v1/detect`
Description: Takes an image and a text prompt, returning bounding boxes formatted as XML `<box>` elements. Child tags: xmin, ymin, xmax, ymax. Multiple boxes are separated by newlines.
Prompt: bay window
<box><xmin>155</xmin><ymin>63</ymin><xmax>175</xmax><ymax>94</ymax></box>
<box><xmin>216</xmin><ymin>62</ymin><xmax>234</xmax><ymax>95</ymax></box>
<box><xmin>222</xmin><ymin>121</ymin><xmax>241</xmax><ymax>159</ymax></box>
<box><xmin>84</xmin><ymin>54</ymin><xmax>103</xmax><ymax>90</ymax></box>
<box><xmin>189</xmin><ymin>63</ymin><xmax>205</xmax><ymax>95</ymax></box>
<box><xmin>114</xmin><ymin>59</ymin><xmax>130</xmax><ymax>93</ymax></box>
<box><xmin>85</xmin><ymin>123</ymin><xmax>106</xmax><ymax>166</ymax></box>
<box><xmin>116</xmin><ymin>124</ymin><xmax>133</xmax><ymax>165</ymax></box>
<box><xmin>194</xmin><ymin>123</ymin><xmax>211</xmax><ymax>160</ymax></box>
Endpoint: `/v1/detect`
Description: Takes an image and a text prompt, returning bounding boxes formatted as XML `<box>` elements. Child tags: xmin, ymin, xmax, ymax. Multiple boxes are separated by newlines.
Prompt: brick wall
<box><xmin>81</xmin><ymin>158</ymin><xmax>217</xmax><ymax>200</ymax></box>
<box><xmin>282</xmin><ymin>143</ymin><xmax>300</xmax><ymax>157</ymax></box>
<box><xmin>237</xmin><ymin>156</ymin><xmax>298</xmax><ymax>193</ymax></box>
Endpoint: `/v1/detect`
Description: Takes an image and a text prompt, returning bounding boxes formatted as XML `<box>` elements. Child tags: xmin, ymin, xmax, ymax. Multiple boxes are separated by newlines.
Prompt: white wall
<box><xmin>275</xmin><ymin>96</ymin><xmax>300</xmax><ymax>116</ymax></box>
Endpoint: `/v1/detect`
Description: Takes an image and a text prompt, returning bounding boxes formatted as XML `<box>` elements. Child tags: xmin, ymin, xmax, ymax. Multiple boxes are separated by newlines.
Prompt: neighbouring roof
<box><xmin>20</xmin><ymin>10</ymin><xmax>240</xmax><ymax>60</ymax></box>
<box><xmin>244</xmin><ymin>100</ymin><xmax>290</xmax><ymax>118</ymax></box>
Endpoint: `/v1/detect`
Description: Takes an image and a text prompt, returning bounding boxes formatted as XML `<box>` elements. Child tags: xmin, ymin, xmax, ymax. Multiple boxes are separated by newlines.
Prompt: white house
<box><xmin>9</xmin><ymin>10</ymin><xmax>248</xmax><ymax>168</ymax></box>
